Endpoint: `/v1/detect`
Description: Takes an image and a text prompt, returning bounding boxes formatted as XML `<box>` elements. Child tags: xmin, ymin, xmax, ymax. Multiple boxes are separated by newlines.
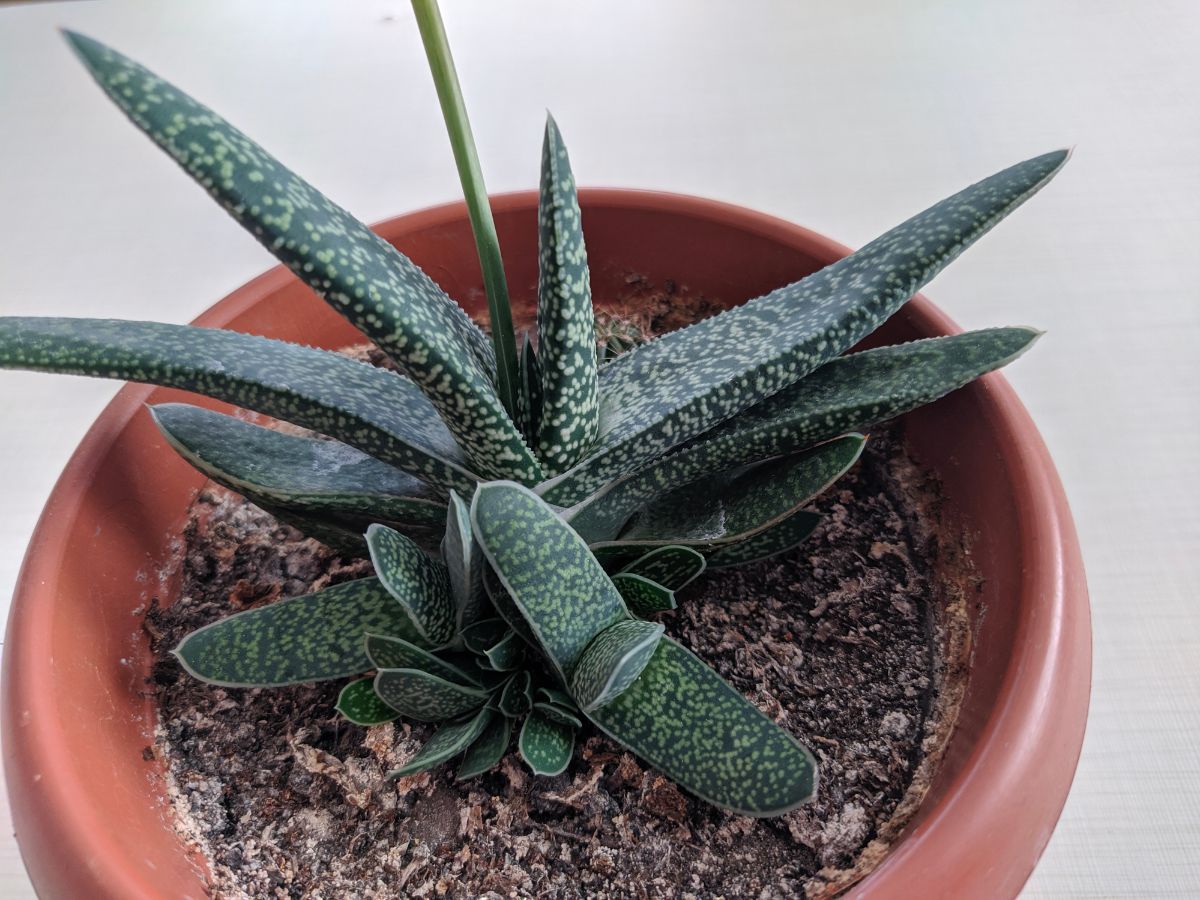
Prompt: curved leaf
<box><xmin>364</xmin><ymin>633</ymin><xmax>481</xmax><ymax>686</ymax></box>
<box><xmin>618</xmin><ymin>546</ymin><xmax>706</xmax><ymax>592</ymax></box>
<box><xmin>461</xmin><ymin>618</ymin><xmax>509</xmax><ymax>656</ymax></box>
<box><xmin>705</xmin><ymin>511</ymin><xmax>822</xmax><ymax>569</ymax></box>
<box><xmin>0</xmin><ymin>318</ymin><xmax>481</xmax><ymax>493</ymax></box>
<box><xmin>482</xmin><ymin>565</ymin><xmax>539</xmax><ymax>648</ymax></box>
<box><xmin>612</xmin><ymin>573</ymin><xmax>677</xmax><ymax>617</ymax></box>
<box><xmin>456</xmin><ymin>714</ymin><xmax>513</xmax><ymax>780</ymax></box>
<box><xmin>535</xmin><ymin>114</ymin><xmax>599</xmax><ymax>474</ymax></box>
<box><xmin>367</xmin><ymin>524</ymin><xmax>455</xmax><ymax>647</ymax></box>
<box><xmin>389</xmin><ymin>707</ymin><xmax>494</xmax><ymax>779</ymax></box>
<box><xmin>519</xmin><ymin>710</ymin><xmax>575</xmax><ymax>776</ymax></box>
<box><xmin>532</xmin><ymin>702</ymin><xmax>583</xmax><ymax>730</ymax></box>
<box><xmin>64</xmin><ymin>31</ymin><xmax>540</xmax><ymax>483</ymax></box>
<box><xmin>374</xmin><ymin>668</ymin><xmax>488</xmax><ymax>722</ymax></box>
<box><xmin>470</xmin><ymin>481</ymin><xmax>628</xmax><ymax>681</ymax></box>
<box><xmin>587</xmin><ymin>637</ymin><xmax>816</xmax><ymax>816</ymax></box>
<box><xmin>150</xmin><ymin>403</ymin><xmax>446</xmax><ymax>526</ymax></box>
<box><xmin>484</xmin><ymin>631</ymin><xmax>525</xmax><ymax>672</ymax></box>
<box><xmin>442</xmin><ymin>491</ymin><xmax>488</xmax><ymax>630</ymax></box>
<box><xmin>498</xmin><ymin>670</ymin><xmax>533</xmax><ymax>718</ymax></box>
<box><xmin>541</xmin><ymin>152</ymin><xmax>1068</xmax><ymax>505</ymax></box>
<box><xmin>336</xmin><ymin>678</ymin><xmax>399</xmax><ymax>726</ymax></box>
<box><xmin>570</xmin><ymin>619</ymin><xmax>665</xmax><ymax>712</ymax></box>
<box><xmin>173</xmin><ymin>577</ymin><xmax>423</xmax><ymax>687</ymax></box>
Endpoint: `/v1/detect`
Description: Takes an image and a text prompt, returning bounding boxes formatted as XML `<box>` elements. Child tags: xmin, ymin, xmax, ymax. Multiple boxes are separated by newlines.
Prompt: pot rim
<box><xmin>2</xmin><ymin>188</ymin><xmax>1091</xmax><ymax>899</ymax></box>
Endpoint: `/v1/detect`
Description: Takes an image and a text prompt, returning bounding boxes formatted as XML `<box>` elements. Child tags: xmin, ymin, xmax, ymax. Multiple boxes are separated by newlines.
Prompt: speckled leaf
<box><xmin>374</xmin><ymin>667</ymin><xmax>488</xmax><ymax>722</ymax></box>
<box><xmin>570</xmin><ymin>619</ymin><xmax>665</xmax><ymax>712</ymax></box>
<box><xmin>532</xmin><ymin>702</ymin><xmax>583</xmax><ymax>729</ymax></box>
<box><xmin>0</xmin><ymin>318</ymin><xmax>481</xmax><ymax>493</ymax></box>
<box><xmin>150</xmin><ymin>403</ymin><xmax>446</xmax><ymax>527</ymax></box>
<box><xmin>484</xmin><ymin>631</ymin><xmax>525</xmax><ymax>672</ymax></box>
<box><xmin>173</xmin><ymin>577</ymin><xmax>423</xmax><ymax>687</ymax></box>
<box><xmin>470</xmin><ymin>482</ymin><xmax>629</xmax><ymax>681</ymax></box>
<box><xmin>616</xmin><ymin>435</ymin><xmax>865</xmax><ymax>551</ymax></box>
<box><xmin>519</xmin><ymin>710</ymin><xmax>575</xmax><ymax>776</ymax></box>
<box><xmin>588</xmin><ymin>637</ymin><xmax>816</xmax><ymax>815</ymax></box>
<box><xmin>389</xmin><ymin>707</ymin><xmax>494</xmax><ymax>779</ymax></box>
<box><xmin>581</xmin><ymin>327</ymin><xmax>1043</xmax><ymax>529</ymax></box>
<box><xmin>612</xmin><ymin>573</ymin><xmax>677</xmax><ymax>617</ymax></box>
<box><xmin>366</xmin><ymin>525</ymin><xmax>455</xmax><ymax>647</ymax></box>
<box><xmin>540</xmin><ymin>151</ymin><xmax>1067</xmax><ymax>505</ymax></box>
<box><xmin>535</xmin><ymin>114</ymin><xmax>599</xmax><ymax>475</ymax></box>
<box><xmin>64</xmin><ymin>32</ymin><xmax>539</xmax><ymax>483</ymax></box>
<box><xmin>517</xmin><ymin>334</ymin><xmax>543</xmax><ymax>447</ymax></box>
<box><xmin>442</xmin><ymin>492</ymin><xmax>488</xmax><ymax>630</ymax></box>
<box><xmin>363</xmin><ymin>633</ymin><xmax>481</xmax><ymax>686</ymax></box>
<box><xmin>498</xmin><ymin>670</ymin><xmax>534</xmax><ymax>718</ymax></box>
<box><xmin>336</xmin><ymin>678</ymin><xmax>398</xmax><ymax>725</ymax></box>
<box><xmin>705</xmin><ymin>511</ymin><xmax>822</xmax><ymax>569</ymax></box>
<box><xmin>482</xmin><ymin>565</ymin><xmax>539</xmax><ymax>648</ymax></box>
<box><xmin>456</xmin><ymin>714</ymin><xmax>513</xmax><ymax>780</ymax></box>
<box><xmin>461</xmin><ymin>618</ymin><xmax>509</xmax><ymax>656</ymax></box>
<box><xmin>618</xmin><ymin>546</ymin><xmax>707</xmax><ymax>592</ymax></box>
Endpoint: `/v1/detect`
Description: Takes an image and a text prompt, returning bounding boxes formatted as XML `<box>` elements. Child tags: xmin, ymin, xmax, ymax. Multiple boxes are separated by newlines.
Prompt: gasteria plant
<box><xmin>0</xmin><ymin>8</ymin><xmax>1067</xmax><ymax>816</ymax></box>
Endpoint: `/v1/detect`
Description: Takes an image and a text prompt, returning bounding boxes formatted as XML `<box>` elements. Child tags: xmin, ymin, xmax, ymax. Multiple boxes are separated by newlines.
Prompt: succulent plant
<box><xmin>0</xmin><ymin>7</ymin><xmax>1066</xmax><ymax>816</ymax></box>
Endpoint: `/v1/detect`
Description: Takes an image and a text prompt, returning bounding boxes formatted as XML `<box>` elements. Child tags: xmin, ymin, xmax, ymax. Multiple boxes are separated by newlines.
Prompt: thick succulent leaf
<box><xmin>618</xmin><ymin>546</ymin><xmax>706</xmax><ymax>592</ymax></box>
<box><xmin>461</xmin><ymin>618</ymin><xmax>509</xmax><ymax>656</ymax></box>
<box><xmin>519</xmin><ymin>710</ymin><xmax>575</xmax><ymax>776</ymax></box>
<box><xmin>0</xmin><ymin>318</ymin><xmax>481</xmax><ymax>493</ymax></box>
<box><xmin>151</xmin><ymin>403</ymin><xmax>446</xmax><ymax>525</ymax></box>
<box><xmin>570</xmin><ymin>619</ymin><xmax>665</xmax><ymax>712</ymax></box>
<box><xmin>534</xmin><ymin>114</ymin><xmax>600</xmax><ymax>475</ymax></box>
<box><xmin>173</xmin><ymin>577</ymin><xmax>423</xmax><ymax>687</ymax></box>
<box><xmin>366</xmin><ymin>525</ymin><xmax>456</xmax><ymax>647</ymax></box>
<box><xmin>482</xmin><ymin>565</ymin><xmax>539</xmax><ymax>648</ymax></box>
<box><xmin>456</xmin><ymin>714</ymin><xmax>513</xmax><ymax>780</ymax></box>
<box><xmin>64</xmin><ymin>32</ymin><xmax>540</xmax><ymax>483</ymax></box>
<box><xmin>484</xmin><ymin>631</ymin><xmax>525</xmax><ymax>672</ymax></box>
<box><xmin>364</xmin><ymin>633</ymin><xmax>481</xmax><ymax>686</ymax></box>
<box><xmin>537</xmin><ymin>687</ymin><xmax>579</xmax><ymax>712</ymax></box>
<box><xmin>336</xmin><ymin>678</ymin><xmax>399</xmax><ymax>726</ymax></box>
<box><xmin>533</xmin><ymin>702</ymin><xmax>583</xmax><ymax>729</ymax></box>
<box><xmin>374</xmin><ymin>668</ymin><xmax>488</xmax><ymax>722</ymax></box>
<box><xmin>498</xmin><ymin>670</ymin><xmax>534</xmax><ymax>718</ymax></box>
<box><xmin>389</xmin><ymin>707</ymin><xmax>494</xmax><ymax>779</ymax></box>
<box><xmin>612</xmin><ymin>573</ymin><xmax>677</xmax><ymax>617</ymax></box>
<box><xmin>706</xmin><ymin>511</ymin><xmax>822</xmax><ymax>569</ymax></box>
<box><xmin>540</xmin><ymin>151</ymin><xmax>1068</xmax><ymax>505</ymax></box>
<box><xmin>470</xmin><ymin>482</ymin><xmax>629</xmax><ymax>681</ymax></box>
<box><xmin>588</xmin><ymin>637</ymin><xmax>816</xmax><ymax>816</ymax></box>
<box><xmin>517</xmin><ymin>334</ymin><xmax>543</xmax><ymax>447</ymax></box>
<box><xmin>614</xmin><ymin>435</ymin><xmax>865</xmax><ymax>551</ymax></box>
<box><xmin>583</xmin><ymin>328</ymin><xmax>1043</xmax><ymax>529</ymax></box>
<box><xmin>442</xmin><ymin>492</ymin><xmax>488</xmax><ymax>630</ymax></box>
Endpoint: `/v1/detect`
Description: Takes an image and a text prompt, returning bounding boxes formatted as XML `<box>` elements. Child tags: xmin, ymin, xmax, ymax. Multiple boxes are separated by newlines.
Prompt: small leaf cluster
<box><xmin>0</xmin><ymin>27</ymin><xmax>1067</xmax><ymax>815</ymax></box>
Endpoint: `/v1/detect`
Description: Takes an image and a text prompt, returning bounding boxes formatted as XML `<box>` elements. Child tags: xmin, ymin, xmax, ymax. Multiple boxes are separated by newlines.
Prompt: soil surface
<box><xmin>149</xmin><ymin>428</ymin><xmax>967</xmax><ymax>900</ymax></box>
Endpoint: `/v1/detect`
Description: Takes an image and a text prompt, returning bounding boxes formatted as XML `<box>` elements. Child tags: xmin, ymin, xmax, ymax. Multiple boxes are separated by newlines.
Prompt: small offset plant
<box><xmin>0</xmin><ymin>2</ymin><xmax>1066</xmax><ymax>816</ymax></box>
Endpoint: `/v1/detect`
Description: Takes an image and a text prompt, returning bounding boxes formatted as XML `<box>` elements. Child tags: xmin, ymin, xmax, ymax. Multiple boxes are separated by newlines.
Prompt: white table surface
<box><xmin>1</xmin><ymin>1</ymin><xmax>1197</xmax><ymax>896</ymax></box>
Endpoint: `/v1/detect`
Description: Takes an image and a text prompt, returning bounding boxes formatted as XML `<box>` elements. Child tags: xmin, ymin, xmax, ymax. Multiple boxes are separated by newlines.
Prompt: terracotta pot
<box><xmin>2</xmin><ymin>190</ymin><xmax>1090</xmax><ymax>899</ymax></box>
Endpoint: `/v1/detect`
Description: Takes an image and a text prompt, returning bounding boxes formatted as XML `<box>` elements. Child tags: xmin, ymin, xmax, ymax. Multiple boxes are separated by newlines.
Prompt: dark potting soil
<box><xmin>147</xmin><ymin>427</ymin><xmax>970</xmax><ymax>900</ymax></box>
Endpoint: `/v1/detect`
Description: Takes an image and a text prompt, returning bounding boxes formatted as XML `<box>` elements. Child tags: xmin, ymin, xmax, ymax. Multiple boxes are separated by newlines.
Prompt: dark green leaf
<box><xmin>484</xmin><ymin>631</ymin><xmax>525</xmax><ymax>672</ymax></box>
<box><xmin>364</xmin><ymin>633</ymin><xmax>481</xmax><ymax>686</ymax></box>
<box><xmin>534</xmin><ymin>114</ymin><xmax>600</xmax><ymax>475</ymax></box>
<box><xmin>64</xmin><ymin>31</ymin><xmax>540</xmax><ymax>483</ymax></box>
<box><xmin>374</xmin><ymin>668</ymin><xmax>488</xmax><ymax>722</ymax></box>
<box><xmin>442</xmin><ymin>491</ymin><xmax>488</xmax><ymax>630</ymax></box>
<box><xmin>173</xmin><ymin>577</ymin><xmax>423</xmax><ymax>687</ymax></box>
<box><xmin>471</xmin><ymin>482</ymin><xmax>628</xmax><ymax>681</ymax></box>
<box><xmin>588</xmin><ymin>637</ymin><xmax>816</xmax><ymax>816</ymax></box>
<box><xmin>570</xmin><ymin>619</ymin><xmax>665</xmax><ymax>712</ymax></box>
<box><xmin>612</xmin><ymin>573</ymin><xmax>676</xmax><ymax>617</ymax></box>
<box><xmin>705</xmin><ymin>511</ymin><xmax>822</xmax><ymax>569</ymax></box>
<box><xmin>0</xmin><ymin>318</ymin><xmax>481</xmax><ymax>493</ymax></box>
<box><xmin>461</xmin><ymin>618</ymin><xmax>509</xmax><ymax>656</ymax></box>
<box><xmin>517</xmin><ymin>333</ymin><xmax>543</xmax><ymax>447</ymax></box>
<box><xmin>498</xmin><ymin>670</ymin><xmax>533</xmax><ymax>718</ymax></box>
<box><xmin>366</xmin><ymin>524</ymin><xmax>456</xmax><ymax>647</ymax></box>
<box><xmin>537</xmin><ymin>687</ymin><xmax>579</xmax><ymax>712</ymax></box>
<box><xmin>532</xmin><ymin>702</ymin><xmax>583</xmax><ymax>729</ymax></box>
<box><xmin>389</xmin><ymin>707</ymin><xmax>494</xmax><ymax>779</ymax></box>
<box><xmin>336</xmin><ymin>678</ymin><xmax>398</xmax><ymax>726</ymax></box>
<box><xmin>456</xmin><ymin>714</ymin><xmax>513</xmax><ymax>780</ymax></box>
<box><xmin>618</xmin><ymin>546</ymin><xmax>706</xmax><ymax>592</ymax></box>
<box><xmin>482</xmin><ymin>565</ymin><xmax>540</xmax><ymax>649</ymax></box>
<box><xmin>150</xmin><ymin>403</ymin><xmax>446</xmax><ymax>527</ymax></box>
<box><xmin>519</xmin><ymin>710</ymin><xmax>575</xmax><ymax>776</ymax></box>
<box><xmin>541</xmin><ymin>152</ymin><xmax>1068</xmax><ymax>505</ymax></box>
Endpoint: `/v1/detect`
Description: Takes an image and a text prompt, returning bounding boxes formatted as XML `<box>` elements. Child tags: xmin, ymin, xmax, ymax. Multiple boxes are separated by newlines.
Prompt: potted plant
<box><xmin>1</xmin><ymin>4</ymin><xmax>1089</xmax><ymax>897</ymax></box>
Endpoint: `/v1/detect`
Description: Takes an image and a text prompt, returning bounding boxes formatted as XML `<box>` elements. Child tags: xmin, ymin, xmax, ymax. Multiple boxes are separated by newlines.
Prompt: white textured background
<box><xmin>1</xmin><ymin>1</ymin><xmax>1196</xmax><ymax>896</ymax></box>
